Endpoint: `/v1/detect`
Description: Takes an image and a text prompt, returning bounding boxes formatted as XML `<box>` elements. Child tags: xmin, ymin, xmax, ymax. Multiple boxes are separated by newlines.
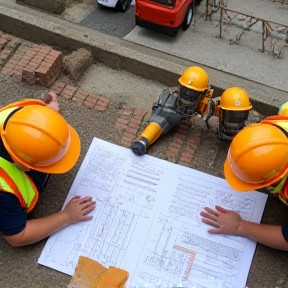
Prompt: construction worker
<box><xmin>0</xmin><ymin>100</ymin><xmax>96</xmax><ymax>247</ymax></box>
<box><xmin>201</xmin><ymin>109</ymin><xmax>288</xmax><ymax>251</ymax></box>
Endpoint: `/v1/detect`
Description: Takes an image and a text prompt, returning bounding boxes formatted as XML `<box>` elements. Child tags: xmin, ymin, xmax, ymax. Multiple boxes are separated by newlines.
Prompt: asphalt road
<box><xmin>80</xmin><ymin>3</ymin><xmax>136</xmax><ymax>38</ymax></box>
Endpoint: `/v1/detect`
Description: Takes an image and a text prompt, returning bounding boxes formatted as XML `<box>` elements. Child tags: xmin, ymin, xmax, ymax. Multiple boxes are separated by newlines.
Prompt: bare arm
<box><xmin>4</xmin><ymin>196</ymin><xmax>96</xmax><ymax>247</ymax></box>
<box><xmin>201</xmin><ymin>205</ymin><xmax>288</xmax><ymax>251</ymax></box>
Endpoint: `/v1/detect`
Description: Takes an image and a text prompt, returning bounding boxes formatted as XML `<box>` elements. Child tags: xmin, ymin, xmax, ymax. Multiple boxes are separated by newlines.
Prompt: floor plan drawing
<box><xmin>38</xmin><ymin>137</ymin><xmax>268</xmax><ymax>288</ymax></box>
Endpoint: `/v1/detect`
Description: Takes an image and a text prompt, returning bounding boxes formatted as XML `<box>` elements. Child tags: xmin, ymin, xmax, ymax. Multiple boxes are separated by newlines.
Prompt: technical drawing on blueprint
<box><xmin>38</xmin><ymin>137</ymin><xmax>268</xmax><ymax>288</ymax></box>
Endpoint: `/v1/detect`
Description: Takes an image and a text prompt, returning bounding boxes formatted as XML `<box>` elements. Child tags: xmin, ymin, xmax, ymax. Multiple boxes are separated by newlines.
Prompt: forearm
<box><xmin>4</xmin><ymin>196</ymin><xmax>96</xmax><ymax>247</ymax></box>
<box><xmin>4</xmin><ymin>211</ymin><xmax>67</xmax><ymax>247</ymax></box>
<box><xmin>238</xmin><ymin>221</ymin><xmax>288</xmax><ymax>251</ymax></box>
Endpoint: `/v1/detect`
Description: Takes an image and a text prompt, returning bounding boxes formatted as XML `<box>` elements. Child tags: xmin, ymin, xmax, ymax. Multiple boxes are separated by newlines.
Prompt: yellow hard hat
<box><xmin>224</xmin><ymin>123</ymin><xmax>288</xmax><ymax>191</ymax></box>
<box><xmin>1</xmin><ymin>105</ymin><xmax>81</xmax><ymax>174</ymax></box>
<box><xmin>219</xmin><ymin>87</ymin><xmax>252</xmax><ymax>111</ymax></box>
<box><xmin>278</xmin><ymin>102</ymin><xmax>288</xmax><ymax>116</ymax></box>
<box><xmin>178</xmin><ymin>66</ymin><xmax>209</xmax><ymax>92</ymax></box>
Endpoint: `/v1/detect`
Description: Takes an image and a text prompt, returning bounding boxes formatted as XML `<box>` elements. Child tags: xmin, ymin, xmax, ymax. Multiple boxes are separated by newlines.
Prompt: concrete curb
<box><xmin>0</xmin><ymin>0</ymin><xmax>286</xmax><ymax>115</ymax></box>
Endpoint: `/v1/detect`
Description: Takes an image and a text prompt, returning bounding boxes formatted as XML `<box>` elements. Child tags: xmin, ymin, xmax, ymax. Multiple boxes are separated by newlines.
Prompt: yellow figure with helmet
<box><xmin>214</xmin><ymin>87</ymin><xmax>253</xmax><ymax>140</ymax></box>
<box><xmin>131</xmin><ymin>66</ymin><xmax>255</xmax><ymax>155</ymax></box>
<box><xmin>201</xmin><ymin>101</ymin><xmax>288</xmax><ymax>251</ymax></box>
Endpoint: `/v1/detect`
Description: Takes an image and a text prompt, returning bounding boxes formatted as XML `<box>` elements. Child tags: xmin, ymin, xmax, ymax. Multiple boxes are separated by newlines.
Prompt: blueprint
<box><xmin>38</xmin><ymin>137</ymin><xmax>268</xmax><ymax>288</ymax></box>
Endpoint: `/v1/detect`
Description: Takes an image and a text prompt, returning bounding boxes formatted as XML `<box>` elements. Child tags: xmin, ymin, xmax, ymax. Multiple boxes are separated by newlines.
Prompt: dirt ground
<box><xmin>76</xmin><ymin>63</ymin><xmax>167</xmax><ymax>111</ymax></box>
<box><xmin>1</xmin><ymin>1</ymin><xmax>288</xmax><ymax>287</ymax></box>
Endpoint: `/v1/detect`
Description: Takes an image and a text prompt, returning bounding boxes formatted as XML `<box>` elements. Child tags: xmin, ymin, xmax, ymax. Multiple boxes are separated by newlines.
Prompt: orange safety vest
<box><xmin>0</xmin><ymin>99</ymin><xmax>45</xmax><ymax>212</ymax></box>
<box><xmin>0</xmin><ymin>157</ymin><xmax>39</xmax><ymax>213</ymax></box>
<box><xmin>262</xmin><ymin>115</ymin><xmax>288</xmax><ymax>205</ymax></box>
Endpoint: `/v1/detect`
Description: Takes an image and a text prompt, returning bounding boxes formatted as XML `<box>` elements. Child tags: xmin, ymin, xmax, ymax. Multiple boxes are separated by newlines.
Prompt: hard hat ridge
<box><xmin>1</xmin><ymin>105</ymin><xmax>81</xmax><ymax>174</ymax></box>
<box><xmin>178</xmin><ymin>66</ymin><xmax>209</xmax><ymax>92</ymax></box>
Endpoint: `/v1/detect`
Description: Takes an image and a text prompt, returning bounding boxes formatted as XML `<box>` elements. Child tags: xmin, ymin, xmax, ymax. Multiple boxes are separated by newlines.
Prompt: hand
<box><xmin>62</xmin><ymin>196</ymin><xmax>96</xmax><ymax>225</ymax></box>
<box><xmin>200</xmin><ymin>205</ymin><xmax>243</xmax><ymax>235</ymax></box>
<box><xmin>43</xmin><ymin>91</ymin><xmax>60</xmax><ymax>113</ymax></box>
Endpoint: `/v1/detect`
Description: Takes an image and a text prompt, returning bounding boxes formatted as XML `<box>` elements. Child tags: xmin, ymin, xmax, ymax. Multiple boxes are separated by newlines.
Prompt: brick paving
<box><xmin>0</xmin><ymin>30</ymin><xmax>111</xmax><ymax>113</ymax></box>
<box><xmin>1</xmin><ymin>39</ymin><xmax>62</xmax><ymax>86</ymax></box>
<box><xmin>0</xmin><ymin>29</ymin><xmax>203</xmax><ymax>168</ymax></box>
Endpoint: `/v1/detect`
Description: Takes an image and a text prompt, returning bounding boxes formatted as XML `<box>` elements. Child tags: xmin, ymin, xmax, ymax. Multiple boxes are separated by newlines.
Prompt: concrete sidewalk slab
<box><xmin>124</xmin><ymin>0</ymin><xmax>288</xmax><ymax>94</ymax></box>
<box><xmin>0</xmin><ymin>0</ymin><xmax>287</xmax><ymax>113</ymax></box>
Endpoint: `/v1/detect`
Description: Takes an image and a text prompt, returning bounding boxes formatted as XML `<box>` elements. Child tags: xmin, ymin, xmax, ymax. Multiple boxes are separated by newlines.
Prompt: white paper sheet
<box><xmin>38</xmin><ymin>137</ymin><xmax>268</xmax><ymax>288</ymax></box>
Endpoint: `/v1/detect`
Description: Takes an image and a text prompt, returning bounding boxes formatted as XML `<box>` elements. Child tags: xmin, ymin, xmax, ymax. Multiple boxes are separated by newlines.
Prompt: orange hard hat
<box><xmin>178</xmin><ymin>66</ymin><xmax>209</xmax><ymax>92</ymax></box>
<box><xmin>218</xmin><ymin>87</ymin><xmax>252</xmax><ymax>111</ymax></box>
<box><xmin>1</xmin><ymin>105</ymin><xmax>81</xmax><ymax>174</ymax></box>
<box><xmin>261</xmin><ymin>115</ymin><xmax>288</xmax><ymax>132</ymax></box>
<box><xmin>224</xmin><ymin>123</ymin><xmax>288</xmax><ymax>191</ymax></box>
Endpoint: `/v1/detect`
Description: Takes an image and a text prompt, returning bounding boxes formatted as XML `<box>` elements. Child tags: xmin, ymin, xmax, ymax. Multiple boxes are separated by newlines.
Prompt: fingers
<box><xmin>201</xmin><ymin>217</ymin><xmax>219</xmax><ymax>228</ymax></box>
<box><xmin>81</xmin><ymin>201</ymin><xmax>96</xmax><ymax>214</ymax></box>
<box><xmin>79</xmin><ymin>200</ymin><xmax>96</xmax><ymax>222</ymax></box>
<box><xmin>204</xmin><ymin>207</ymin><xmax>219</xmax><ymax>217</ymax></box>
<box><xmin>200</xmin><ymin>206</ymin><xmax>225</xmax><ymax>233</ymax></box>
<box><xmin>202</xmin><ymin>206</ymin><xmax>227</xmax><ymax>219</ymax></box>
<box><xmin>43</xmin><ymin>91</ymin><xmax>57</xmax><ymax>103</ymax></box>
<box><xmin>201</xmin><ymin>218</ymin><xmax>218</xmax><ymax>227</ymax></box>
<box><xmin>43</xmin><ymin>91</ymin><xmax>60</xmax><ymax>113</ymax></box>
<box><xmin>76</xmin><ymin>196</ymin><xmax>96</xmax><ymax>214</ymax></box>
<box><xmin>208</xmin><ymin>228</ymin><xmax>221</xmax><ymax>234</ymax></box>
<box><xmin>48</xmin><ymin>91</ymin><xmax>57</xmax><ymax>100</ymax></box>
<box><xmin>82</xmin><ymin>215</ymin><xmax>93</xmax><ymax>221</ymax></box>
<box><xmin>75</xmin><ymin>196</ymin><xmax>93</xmax><ymax>204</ymax></box>
<box><xmin>72</xmin><ymin>195</ymin><xmax>81</xmax><ymax>200</ymax></box>
<box><xmin>215</xmin><ymin>205</ymin><xmax>228</xmax><ymax>213</ymax></box>
<box><xmin>43</xmin><ymin>94</ymin><xmax>52</xmax><ymax>104</ymax></box>
<box><xmin>71</xmin><ymin>196</ymin><xmax>93</xmax><ymax>205</ymax></box>
<box><xmin>200</xmin><ymin>211</ymin><xmax>216</xmax><ymax>221</ymax></box>
<box><xmin>69</xmin><ymin>196</ymin><xmax>96</xmax><ymax>213</ymax></box>
<box><xmin>201</xmin><ymin>209</ymin><xmax>218</xmax><ymax>223</ymax></box>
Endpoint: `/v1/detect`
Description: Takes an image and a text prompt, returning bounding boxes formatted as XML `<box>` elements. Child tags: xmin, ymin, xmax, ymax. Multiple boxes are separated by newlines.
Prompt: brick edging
<box><xmin>0</xmin><ymin>30</ymin><xmax>201</xmax><ymax>167</ymax></box>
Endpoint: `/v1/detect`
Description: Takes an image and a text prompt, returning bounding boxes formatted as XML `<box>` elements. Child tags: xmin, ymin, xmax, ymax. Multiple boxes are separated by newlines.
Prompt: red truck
<box><xmin>135</xmin><ymin>0</ymin><xmax>200</xmax><ymax>36</ymax></box>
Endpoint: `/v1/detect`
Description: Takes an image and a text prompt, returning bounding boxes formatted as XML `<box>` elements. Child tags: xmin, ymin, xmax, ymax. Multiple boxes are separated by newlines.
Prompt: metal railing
<box><xmin>270</xmin><ymin>0</ymin><xmax>288</xmax><ymax>5</ymax></box>
<box><xmin>205</xmin><ymin>0</ymin><xmax>288</xmax><ymax>58</ymax></box>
